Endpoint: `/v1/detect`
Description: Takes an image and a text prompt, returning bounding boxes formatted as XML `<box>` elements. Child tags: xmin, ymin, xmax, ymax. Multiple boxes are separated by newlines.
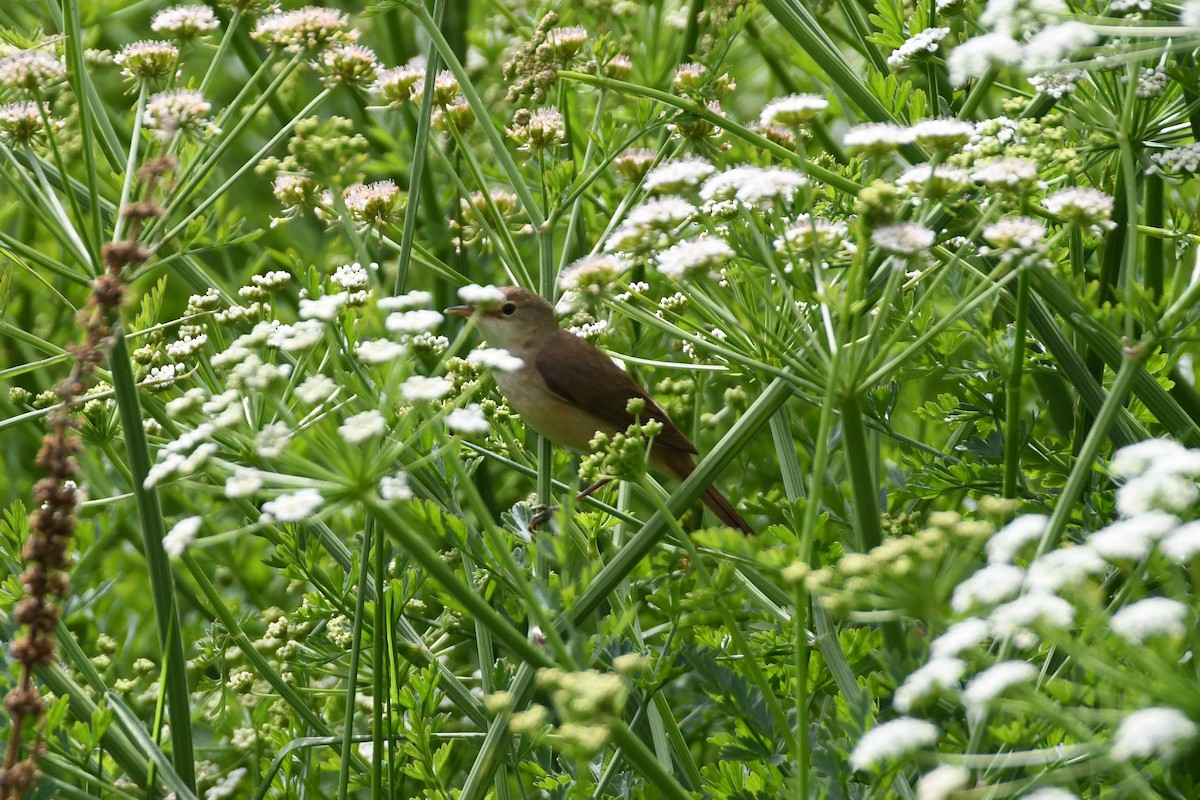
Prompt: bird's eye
<box><xmin>501</xmin><ymin>302</ymin><xmax>517</xmax><ymax>316</ymax></box>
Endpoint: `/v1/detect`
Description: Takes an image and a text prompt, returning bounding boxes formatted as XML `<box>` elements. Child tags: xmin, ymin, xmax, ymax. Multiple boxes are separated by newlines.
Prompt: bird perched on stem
<box><xmin>446</xmin><ymin>286</ymin><xmax>754</xmax><ymax>535</ymax></box>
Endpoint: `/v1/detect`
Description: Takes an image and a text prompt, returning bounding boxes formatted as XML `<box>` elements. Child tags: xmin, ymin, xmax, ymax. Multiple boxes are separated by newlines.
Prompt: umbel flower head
<box><xmin>0</xmin><ymin>102</ymin><xmax>58</xmax><ymax>145</ymax></box>
<box><xmin>507</xmin><ymin>107</ymin><xmax>565</xmax><ymax>151</ymax></box>
<box><xmin>0</xmin><ymin>48</ymin><xmax>66</xmax><ymax>91</ymax></box>
<box><xmin>252</xmin><ymin>7</ymin><xmax>356</xmax><ymax>53</ymax></box>
<box><xmin>315</xmin><ymin>43</ymin><xmax>379</xmax><ymax>87</ymax></box>
<box><xmin>151</xmin><ymin>4</ymin><xmax>220</xmax><ymax>41</ymax></box>
<box><xmin>145</xmin><ymin>89</ymin><xmax>214</xmax><ymax>137</ymax></box>
<box><xmin>373</xmin><ymin>64</ymin><xmax>423</xmax><ymax>106</ymax></box>
<box><xmin>114</xmin><ymin>40</ymin><xmax>179</xmax><ymax>80</ymax></box>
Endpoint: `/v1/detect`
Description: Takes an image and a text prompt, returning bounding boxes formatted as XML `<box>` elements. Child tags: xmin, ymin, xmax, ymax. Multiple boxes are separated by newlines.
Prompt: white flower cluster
<box><xmin>947</xmin><ymin>0</ymin><xmax>1099</xmax><ymax>86</ymax></box>
<box><xmin>887</xmin><ymin>27</ymin><xmax>950</xmax><ymax>70</ymax></box>
<box><xmin>882</xmin><ymin>437</ymin><xmax>1200</xmax><ymax>790</ymax></box>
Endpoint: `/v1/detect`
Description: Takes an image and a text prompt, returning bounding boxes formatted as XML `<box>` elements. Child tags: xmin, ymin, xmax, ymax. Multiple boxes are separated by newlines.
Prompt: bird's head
<box><xmin>445</xmin><ymin>286</ymin><xmax>558</xmax><ymax>352</ymax></box>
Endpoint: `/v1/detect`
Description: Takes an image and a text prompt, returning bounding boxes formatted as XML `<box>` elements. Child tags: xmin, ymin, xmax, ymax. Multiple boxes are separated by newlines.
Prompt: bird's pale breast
<box><xmin>494</xmin><ymin>363</ymin><xmax>618</xmax><ymax>452</ymax></box>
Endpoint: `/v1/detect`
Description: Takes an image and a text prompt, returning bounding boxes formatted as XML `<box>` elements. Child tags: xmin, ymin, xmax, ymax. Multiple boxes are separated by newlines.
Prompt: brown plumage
<box><xmin>446</xmin><ymin>286</ymin><xmax>754</xmax><ymax>535</ymax></box>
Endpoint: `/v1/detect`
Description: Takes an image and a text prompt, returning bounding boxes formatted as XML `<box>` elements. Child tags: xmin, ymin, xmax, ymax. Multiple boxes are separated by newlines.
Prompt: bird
<box><xmin>445</xmin><ymin>286</ymin><xmax>754</xmax><ymax>535</ymax></box>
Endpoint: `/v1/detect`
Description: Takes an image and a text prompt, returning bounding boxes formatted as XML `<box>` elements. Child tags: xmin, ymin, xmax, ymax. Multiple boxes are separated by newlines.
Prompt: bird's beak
<box><xmin>444</xmin><ymin>305</ymin><xmax>475</xmax><ymax>317</ymax></box>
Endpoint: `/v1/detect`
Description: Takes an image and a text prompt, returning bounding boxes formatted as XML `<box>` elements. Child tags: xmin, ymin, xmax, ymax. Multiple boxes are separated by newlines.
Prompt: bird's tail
<box><xmin>654</xmin><ymin>447</ymin><xmax>755</xmax><ymax>536</ymax></box>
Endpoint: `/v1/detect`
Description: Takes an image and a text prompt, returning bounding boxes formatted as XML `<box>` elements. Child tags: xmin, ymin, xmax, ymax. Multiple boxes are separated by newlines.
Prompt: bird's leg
<box><xmin>528</xmin><ymin>478</ymin><xmax>614</xmax><ymax>531</ymax></box>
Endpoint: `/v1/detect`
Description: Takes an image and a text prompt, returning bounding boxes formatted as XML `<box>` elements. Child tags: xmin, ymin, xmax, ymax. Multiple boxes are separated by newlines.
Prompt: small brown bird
<box><xmin>446</xmin><ymin>286</ymin><xmax>754</xmax><ymax>535</ymax></box>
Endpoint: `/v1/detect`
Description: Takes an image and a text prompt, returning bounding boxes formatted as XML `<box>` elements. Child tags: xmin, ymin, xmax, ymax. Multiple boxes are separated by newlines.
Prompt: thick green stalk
<box><xmin>107</xmin><ymin>329</ymin><xmax>195</xmax><ymax>789</ymax></box>
<box><xmin>1145</xmin><ymin>173</ymin><xmax>1164</xmax><ymax>300</ymax></box>
<box><xmin>838</xmin><ymin>393</ymin><xmax>883</xmax><ymax>553</ymax></box>
<box><xmin>607</xmin><ymin>724</ymin><xmax>693</xmax><ymax>800</ymax></box>
<box><xmin>1003</xmin><ymin>269</ymin><xmax>1031</xmax><ymax>498</ymax></box>
<box><xmin>336</xmin><ymin>524</ymin><xmax>374</xmax><ymax>800</ymax></box>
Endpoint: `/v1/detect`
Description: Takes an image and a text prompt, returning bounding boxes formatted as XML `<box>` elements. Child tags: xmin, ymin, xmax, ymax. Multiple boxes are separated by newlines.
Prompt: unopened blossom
<box><xmin>1110</xmin><ymin>707</ymin><xmax>1197</xmax><ymax>761</ymax></box>
<box><xmin>872</xmin><ymin>222</ymin><xmax>935</xmax><ymax>256</ymax></box>
<box><xmin>114</xmin><ymin>40</ymin><xmax>179</xmax><ymax>80</ymax></box>
<box><xmin>374</xmin><ymin>64</ymin><xmax>423</xmax><ymax>105</ymax></box>
<box><xmin>378</xmin><ymin>290</ymin><xmax>433</xmax><ymax>311</ymax></box>
<box><xmin>299</xmin><ymin>292</ymin><xmax>348</xmax><ymax>321</ymax></box>
<box><xmin>887</xmin><ymin>27</ymin><xmax>949</xmax><ymax>70</ymax></box>
<box><xmin>401</xmin><ymin>375</ymin><xmax>452</xmax><ymax>402</ymax></box>
<box><xmin>0</xmin><ymin>49</ymin><xmax>66</xmax><ymax>90</ymax></box>
<box><xmin>558</xmin><ymin>254</ymin><xmax>628</xmax><ymax>293</ymax></box>
<box><xmin>316</xmin><ymin>43</ymin><xmax>379</xmax><ymax>86</ymax></box>
<box><xmin>355</xmin><ymin>338</ymin><xmax>405</xmax><ymax>364</ymax></box>
<box><xmin>467</xmin><ymin>348</ymin><xmax>524</xmax><ymax>372</ymax></box>
<box><xmin>849</xmin><ymin>718</ymin><xmax>939</xmax><ymax>771</ymax></box>
<box><xmin>151</xmin><ymin>5</ymin><xmax>220</xmax><ymax>40</ymax></box>
<box><xmin>342</xmin><ymin>180</ymin><xmax>401</xmax><ymax>226</ymax></box>
<box><xmin>963</xmin><ymin>660</ymin><xmax>1037</xmax><ymax>716</ymax></box>
<box><xmin>951</xmin><ymin>563</ymin><xmax>1024</xmax><ymax>613</ymax></box>
<box><xmin>1043</xmin><ymin>187</ymin><xmax>1114</xmax><ymax>228</ymax></box>
<box><xmin>447</xmin><ymin>404</ymin><xmax>489</xmax><ymax>434</ymax></box>
<box><xmin>843</xmin><ymin>123</ymin><xmax>913</xmax><ymax>154</ymax></box>
<box><xmin>911</xmin><ymin>118</ymin><xmax>975</xmax><ymax>151</ymax></box>
<box><xmin>251</xmin><ymin>7</ymin><xmax>354</xmax><ymax>52</ymax></box>
<box><xmin>1110</xmin><ymin>597</ymin><xmax>1188</xmax><ymax>643</ymax></box>
<box><xmin>261</xmin><ymin>488</ymin><xmax>324</xmax><ymax>523</ymax></box>
<box><xmin>987</xmin><ymin>514</ymin><xmax>1049</xmax><ymax>563</ymax></box>
<box><xmin>545</xmin><ymin>26</ymin><xmax>588</xmax><ymax>59</ymax></box>
<box><xmin>145</xmin><ymin>89</ymin><xmax>213</xmax><ymax>135</ymax></box>
<box><xmin>759</xmin><ymin>94</ymin><xmax>828</xmax><ymax>126</ymax></box>
<box><xmin>386</xmin><ymin>309</ymin><xmax>443</xmax><ymax>334</ymax></box>
<box><xmin>1025</xmin><ymin>545</ymin><xmax>1106</xmax><ymax>593</ymax></box>
<box><xmin>930</xmin><ymin>617</ymin><xmax>990</xmax><ymax>658</ymax></box>
<box><xmin>206</xmin><ymin>767</ymin><xmax>248</xmax><ymax>799</ymax></box>
<box><xmin>894</xmin><ymin>658</ymin><xmax>965</xmax><ymax>712</ymax></box>
<box><xmin>947</xmin><ymin>32</ymin><xmax>1022</xmax><ymax>85</ymax></box>
<box><xmin>380</xmin><ymin>472</ymin><xmax>413</xmax><ymax>501</ymax></box>
<box><xmin>916</xmin><ymin>765</ymin><xmax>970</xmax><ymax>800</ymax></box>
<box><xmin>644</xmin><ymin>158</ymin><xmax>715</xmax><ymax>194</ymax></box>
<box><xmin>296</xmin><ymin>374</ymin><xmax>336</xmax><ymax>404</ymax></box>
<box><xmin>163</xmin><ymin>516</ymin><xmax>202</xmax><ymax>557</ymax></box>
<box><xmin>339</xmin><ymin>410</ymin><xmax>386</xmax><ymax>444</ymax></box>
<box><xmin>656</xmin><ymin>237</ymin><xmax>734</xmax><ymax>279</ymax></box>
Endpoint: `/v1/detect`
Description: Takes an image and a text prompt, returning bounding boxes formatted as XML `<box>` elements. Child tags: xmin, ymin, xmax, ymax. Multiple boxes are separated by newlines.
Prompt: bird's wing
<box><xmin>534</xmin><ymin>329</ymin><xmax>698</xmax><ymax>455</ymax></box>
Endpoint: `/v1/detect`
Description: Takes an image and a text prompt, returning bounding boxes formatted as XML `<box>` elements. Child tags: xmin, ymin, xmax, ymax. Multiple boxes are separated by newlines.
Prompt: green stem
<box><xmin>1003</xmin><ymin>269</ymin><xmax>1031</xmax><ymax>498</ymax></box>
<box><xmin>392</xmin><ymin>0</ymin><xmax>444</xmax><ymax>293</ymax></box>
<box><xmin>108</xmin><ymin>329</ymin><xmax>194</xmax><ymax>790</ymax></box>
<box><xmin>607</xmin><ymin>723</ymin><xmax>692</xmax><ymax>800</ymax></box>
<box><xmin>336</xmin><ymin>523</ymin><xmax>373</xmax><ymax>800</ymax></box>
<box><xmin>838</xmin><ymin>393</ymin><xmax>882</xmax><ymax>552</ymax></box>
